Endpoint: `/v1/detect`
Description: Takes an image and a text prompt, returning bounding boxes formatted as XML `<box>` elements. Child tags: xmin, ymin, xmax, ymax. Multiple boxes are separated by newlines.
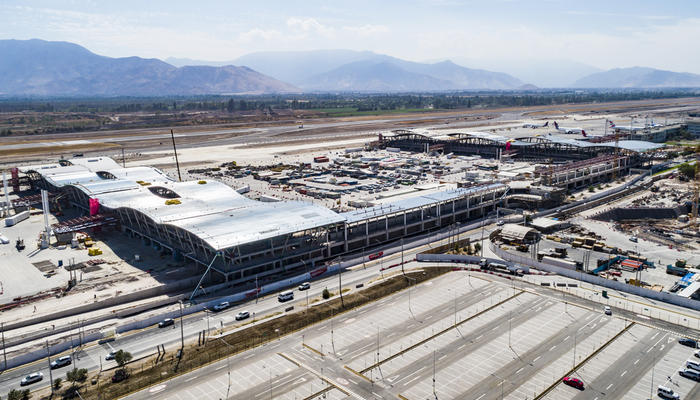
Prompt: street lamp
<box><xmin>178</xmin><ymin>300</ymin><xmax>185</xmax><ymax>352</ymax></box>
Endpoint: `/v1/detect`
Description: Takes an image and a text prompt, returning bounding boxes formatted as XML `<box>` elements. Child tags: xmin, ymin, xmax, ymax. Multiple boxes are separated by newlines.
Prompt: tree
<box><xmin>678</xmin><ymin>162</ymin><xmax>697</xmax><ymax>180</ymax></box>
<box><xmin>53</xmin><ymin>377</ymin><xmax>62</xmax><ymax>390</ymax></box>
<box><xmin>114</xmin><ymin>350</ymin><xmax>133</xmax><ymax>371</ymax></box>
<box><xmin>322</xmin><ymin>288</ymin><xmax>330</xmax><ymax>299</ymax></box>
<box><xmin>474</xmin><ymin>243</ymin><xmax>482</xmax><ymax>254</ymax></box>
<box><xmin>6</xmin><ymin>389</ymin><xmax>29</xmax><ymax>400</ymax></box>
<box><xmin>66</xmin><ymin>367</ymin><xmax>88</xmax><ymax>387</ymax></box>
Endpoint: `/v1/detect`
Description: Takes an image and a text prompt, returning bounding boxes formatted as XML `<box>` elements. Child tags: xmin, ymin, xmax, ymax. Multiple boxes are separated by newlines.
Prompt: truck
<box><xmin>666</xmin><ymin>264</ymin><xmax>688</xmax><ymax>276</ymax></box>
<box><xmin>541</xmin><ymin>256</ymin><xmax>580</xmax><ymax>270</ymax></box>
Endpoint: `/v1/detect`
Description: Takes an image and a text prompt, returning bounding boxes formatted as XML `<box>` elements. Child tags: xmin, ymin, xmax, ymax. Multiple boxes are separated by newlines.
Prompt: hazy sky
<box><xmin>2</xmin><ymin>0</ymin><xmax>700</xmax><ymax>73</ymax></box>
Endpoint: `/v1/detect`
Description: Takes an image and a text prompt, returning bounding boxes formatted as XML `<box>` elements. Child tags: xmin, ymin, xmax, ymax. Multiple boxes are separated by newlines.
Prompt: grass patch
<box><xmin>34</xmin><ymin>267</ymin><xmax>449</xmax><ymax>400</ymax></box>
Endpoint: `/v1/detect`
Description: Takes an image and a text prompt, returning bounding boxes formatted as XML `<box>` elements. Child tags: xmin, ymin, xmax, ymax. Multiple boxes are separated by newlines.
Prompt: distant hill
<box><xmin>233</xmin><ymin>50</ymin><xmax>524</xmax><ymax>91</ymax></box>
<box><xmin>572</xmin><ymin>67</ymin><xmax>700</xmax><ymax>88</ymax></box>
<box><xmin>0</xmin><ymin>39</ymin><xmax>299</xmax><ymax>96</ymax></box>
<box><xmin>302</xmin><ymin>61</ymin><xmax>456</xmax><ymax>92</ymax></box>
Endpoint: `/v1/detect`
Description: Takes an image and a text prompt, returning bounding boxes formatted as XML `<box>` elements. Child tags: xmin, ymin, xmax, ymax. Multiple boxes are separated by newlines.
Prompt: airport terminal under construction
<box><xmin>13</xmin><ymin>156</ymin><xmax>507</xmax><ymax>285</ymax></box>
<box><xmin>3</xmin><ymin>105</ymin><xmax>700</xmax><ymax>400</ymax></box>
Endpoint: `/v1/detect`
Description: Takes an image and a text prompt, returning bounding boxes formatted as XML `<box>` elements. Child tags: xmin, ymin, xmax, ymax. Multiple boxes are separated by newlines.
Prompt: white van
<box><xmin>278</xmin><ymin>291</ymin><xmax>294</xmax><ymax>302</ymax></box>
<box><xmin>657</xmin><ymin>385</ymin><xmax>680</xmax><ymax>399</ymax></box>
<box><xmin>686</xmin><ymin>358</ymin><xmax>700</xmax><ymax>372</ymax></box>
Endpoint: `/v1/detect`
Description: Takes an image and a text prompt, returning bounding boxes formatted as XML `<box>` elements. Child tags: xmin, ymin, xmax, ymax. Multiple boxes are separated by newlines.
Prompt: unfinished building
<box><xmin>16</xmin><ymin>157</ymin><xmax>508</xmax><ymax>285</ymax></box>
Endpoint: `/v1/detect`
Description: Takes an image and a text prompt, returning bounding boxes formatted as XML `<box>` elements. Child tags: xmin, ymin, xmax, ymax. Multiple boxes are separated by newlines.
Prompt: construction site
<box><xmin>1</xmin><ymin>101</ymin><xmax>700</xmax><ymax>399</ymax></box>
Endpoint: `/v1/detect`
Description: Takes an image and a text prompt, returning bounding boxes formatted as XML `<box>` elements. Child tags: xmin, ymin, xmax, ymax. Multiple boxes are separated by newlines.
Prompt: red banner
<box><xmin>310</xmin><ymin>266</ymin><xmax>328</xmax><ymax>278</ymax></box>
<box><xmin>89</xmin><ymin>198</ymin><xmax>100</xmax><ymax>216</ymax></box>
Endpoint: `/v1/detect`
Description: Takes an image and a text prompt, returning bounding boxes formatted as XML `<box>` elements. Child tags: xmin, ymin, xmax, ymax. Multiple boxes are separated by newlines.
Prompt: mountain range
<box><xmin>2</xmin><ymin>39</ymin><xmax>700</xmax><ymax>96</ymax></box>
<box><xmin>0</xmin><ymin>39</ymin><xmax>298</xmax><ymax>96</ymax></box>
<box><xmin>571</xmin><ymin>67</ymin><xmax>700</xmax><ymax>88</ymax></box>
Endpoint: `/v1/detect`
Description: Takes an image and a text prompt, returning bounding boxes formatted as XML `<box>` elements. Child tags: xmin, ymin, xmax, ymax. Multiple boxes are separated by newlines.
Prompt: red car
<box><xmin>563</xmin><ymin>377</ymin><xmax>584</xmax><ymax>390</ymax></box>
<box><xmin>368</xmin><ymin>251</ymin><xmax>384</xmax><ymax>260</ymax></box>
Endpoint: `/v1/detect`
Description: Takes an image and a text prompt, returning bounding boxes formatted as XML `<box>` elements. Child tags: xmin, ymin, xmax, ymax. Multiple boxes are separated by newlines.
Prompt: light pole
<box><xmin>178</xmin><ymin>300</ymin><xmax>185</xmax><ymax>351</ymax></box>
<box><xmin>46</xmin><ymin>340</ymin><xmax>54</xmax><ymax>394</ymax></box>
<box><xmin>1</xmin><ymin>322</ymin><xmax>6</xmax><ymax>370</ymax></box>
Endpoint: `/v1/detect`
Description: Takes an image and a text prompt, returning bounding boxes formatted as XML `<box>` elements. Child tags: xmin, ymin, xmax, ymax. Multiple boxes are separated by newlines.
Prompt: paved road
<box><xmin>0</xmin><ymin>221</ymin><xmax>499</xmax><ymax>397</ymax></box>
<box><xmin>123</xmin><ymin>269</ymin><xmax>699</xmax><ymax>400</ymax></box>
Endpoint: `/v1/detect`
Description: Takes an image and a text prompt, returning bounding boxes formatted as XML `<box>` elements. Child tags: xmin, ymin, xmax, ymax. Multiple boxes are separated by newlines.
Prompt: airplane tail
<box><xmin>543</xmin><ymin>121</ymin><xmax>548</xmax><ymax>127</ymax></box>
<box><xmin>608</xmin><ymin>120</ymin><xmax>615</xmax><ymax>128</ymax></box>
<box><xmin>553</xmin><ymin>121</ymin><xmax>559</xmax><ymax>129</ymax></box>
<box><xmin>582</xmin><ymin>130</ymin><xmax>587</xmax><ymax>137</ymax></box>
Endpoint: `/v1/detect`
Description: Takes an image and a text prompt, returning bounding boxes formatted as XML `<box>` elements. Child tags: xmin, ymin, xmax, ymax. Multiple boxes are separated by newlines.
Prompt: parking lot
<box><xmin>127</xmin><ymin>269</ymin><xmax>700</xmax><ymax>400</ymax></box>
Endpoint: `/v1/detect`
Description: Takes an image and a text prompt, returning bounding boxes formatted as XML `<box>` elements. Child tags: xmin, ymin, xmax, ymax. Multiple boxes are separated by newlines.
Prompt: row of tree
<box><xmin>1</xmin><ymin>89</ymin><xmax>697</xmax><ymax>113</ymax></box>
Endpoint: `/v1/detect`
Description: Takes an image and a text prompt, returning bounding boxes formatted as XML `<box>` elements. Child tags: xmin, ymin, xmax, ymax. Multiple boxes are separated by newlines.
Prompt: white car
<box><xmin>213</xmin><ymin>301</ymin><xmax>230</xmax><ymax>312</ymax></box>
<box><xmin>50</xmin><ymin>355</ymin><xmax>72</xmax><ymax>369</ymax></box>
<box><xmin>298</xmin><ymin>282</ymin><xmax>311</xmax><ymax>291</ymax></box>
<box><xmin>235</xmin><ymin>311</ymin><xmax>250</xmax><ymax>321</ymax></box>
<box><xmin>604</xmin><ymin>306</ymin><xmax>612</xmax><ymax>315</ymax></box>
<box><xmin>20</xmin><ymin>372</ymin><xmax>43</xmax><ymax>386</ymax></box>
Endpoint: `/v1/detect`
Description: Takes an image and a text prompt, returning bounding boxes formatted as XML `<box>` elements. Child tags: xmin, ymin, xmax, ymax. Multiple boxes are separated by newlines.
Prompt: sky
<box><xmin>2</xmin><ymin>0</ymin><xmax>700</xmax><ymax>74</ymax></box>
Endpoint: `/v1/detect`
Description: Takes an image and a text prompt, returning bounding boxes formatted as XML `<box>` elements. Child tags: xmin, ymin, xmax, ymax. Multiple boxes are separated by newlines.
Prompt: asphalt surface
<box><xmin>0</xmin><ymin>222</ymin><xmax>500</xmax><ymax>397</ymax></box>
<box><xmin>122</xmin><ymin>269</ymin><xmax>699</xmax><ymax>400</ymax></box>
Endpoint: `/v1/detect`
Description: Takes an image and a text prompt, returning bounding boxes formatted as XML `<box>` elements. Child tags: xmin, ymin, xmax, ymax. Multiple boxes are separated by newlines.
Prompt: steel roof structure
<box><xmin>342</xmin><ymin>183</ymin><xmax>507</xmax><ymax>223</ymax></box>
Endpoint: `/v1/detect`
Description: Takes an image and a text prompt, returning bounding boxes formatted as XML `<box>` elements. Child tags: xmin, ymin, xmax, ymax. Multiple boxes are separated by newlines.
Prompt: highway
<box><xmin>0</xmin><ymin>223</ymin><xmax>498</xmax><ymax>397</ymax></box>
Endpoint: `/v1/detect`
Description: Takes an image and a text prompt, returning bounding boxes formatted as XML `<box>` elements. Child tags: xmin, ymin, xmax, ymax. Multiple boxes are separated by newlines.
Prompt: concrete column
<box><xmin>385</xmin><ymin>215</ymin><xmax>389</xmax><ymax>241</ymax></box>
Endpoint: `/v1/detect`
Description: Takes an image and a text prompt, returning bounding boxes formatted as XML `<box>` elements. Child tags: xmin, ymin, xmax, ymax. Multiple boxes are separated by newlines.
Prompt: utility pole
<box><xmin>1</xmin><ymin>322</ymin><xmax>6</xmax><ymax>370</ymax></box>
<box><xmin>178</xmin><ymin>300</ymin><xmax>185</xmax><ymax>351</ymax></box>
<box><xmin>650</xmin><ymin>349</ymin><xmax>655</xmax><ymax>399</ymax></box>
<box><xmin>170</xmin><ymin>129</ymin><xmax>182</xmax><ymax>182</ymax></box>
<box><xmin>432</xmin><ymin>350</ymin><xmax>437</xmax><ymax>398</ymax></box>
<box><xmin>121</xmin><ymin>148</ymin><xmax>126</xmax><ymax>167</ymax></box>
<box><xmin>508</xmin><ymin>311</ymin><xmax>512</xmax><ymax>348</ymax></box>
<box><xmin>401</xmin><ymin>238</ymin><xmax>405</xmax><ymax>276</ymax></box>
<box><xmin>338</xmin><ymin>258</ymin><xmax>344</xmax><ymax>308</ymax></box>
<box><xmin>573</xmin><ymin>331</ymin><xmax>577</xmax><ymax>369</ymax></box>
<box><xmin>46</xmin><ymin>340</ymin><xmax>54</xmax><ymax>394</ymax></box>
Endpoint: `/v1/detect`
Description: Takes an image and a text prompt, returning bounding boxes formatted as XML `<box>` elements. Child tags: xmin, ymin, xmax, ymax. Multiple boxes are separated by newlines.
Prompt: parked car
<box><xmin>679</xmin><ymin>337</ymin><xmax>698</xmax><ymax>348</ymax></box>
<box><xmin>213</xmin><ymin>301</ymin><xmax>230</xmax><ymax>312</ymax></box>
<box><xmin>657</xmin><ymin>385</ymin><xmax>680</xmax><ymax>399</ymax></box>
<box><xmin>158</xmin><ymin>318</ymin><xmax>174</xmax><ymax>328</ymax></box>
<box><xmin>629</xmin><ymin>236</ymin><xmax>638</xmax><ymax>243</ymax></box>
<box><xmin>497</xmin><ymin>220</ymin><xmax>505</xmax><ymax>226</ymax></box>
<box><xmin>562</xmin><ymin>376</ymin><xmax>584</xmax><ymax>390</ymax></box>
<box><xmin>694</xmin><ymin>349</ymin><xmax>700</xmax><ymax>358</ymax></box>
<box><xmin>20</xmin><ymin>372</ymin><xmax>43</xmax><ymax>386</ymax></box>
<box><xmin>604</xmin><ymin>306</ymin><xmax>612</xmax><ymax>315</ymax></box>
<box><xmin>50</xmin><ymin>355</ymin><xmax>72</xmax><ymax>369</ymax></box>
<box><xmin>298</xmin><ymin>282</ymin><xmax>311</xmax><ymax>291</ymax></box>
<box><xmin>679</xmin><ymin>368</ymin><xmax>700</xmax><ymax>381</ymax></box>
<box><xmin>235</xmin><ymin>311</ymin><xmax>250</xmax><ymax>321</ymax></box>
<box><xmin>105</xmin><ymin>350</ymin><xmax>118</xmax><ymax>361</ymax></box>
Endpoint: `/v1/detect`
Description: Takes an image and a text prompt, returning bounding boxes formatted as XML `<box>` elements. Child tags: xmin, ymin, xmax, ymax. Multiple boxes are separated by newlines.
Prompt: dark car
<box><xmin>562</xmin><ymin>377</ymin><xmax>584</xmax><ymax>390</ymax></box>
<box><xmin>679</xmin><ymin>338</ymin><xmax>698</xmax><ymax>348</ymax></box>
<box><xmin>50</xmin><ymin>355</ymin><xmax>72</xmax><ymax>369</ymax></box>
<box><xmin>158</xmin><ymin>318</ymin><xmax>175</xmax><ymax>328</ymax></box>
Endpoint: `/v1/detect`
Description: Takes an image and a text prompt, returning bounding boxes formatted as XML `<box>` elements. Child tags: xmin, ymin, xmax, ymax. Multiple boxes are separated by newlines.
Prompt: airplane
<box><xmin>553</xmin><ymin>121</ymin><xmax>585</xmax><ymax>135</ymax></box>
<box><xmin>522</xmin><ymin>121</ymin><xmax>548</xmax><ymax>129</ymax></box>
